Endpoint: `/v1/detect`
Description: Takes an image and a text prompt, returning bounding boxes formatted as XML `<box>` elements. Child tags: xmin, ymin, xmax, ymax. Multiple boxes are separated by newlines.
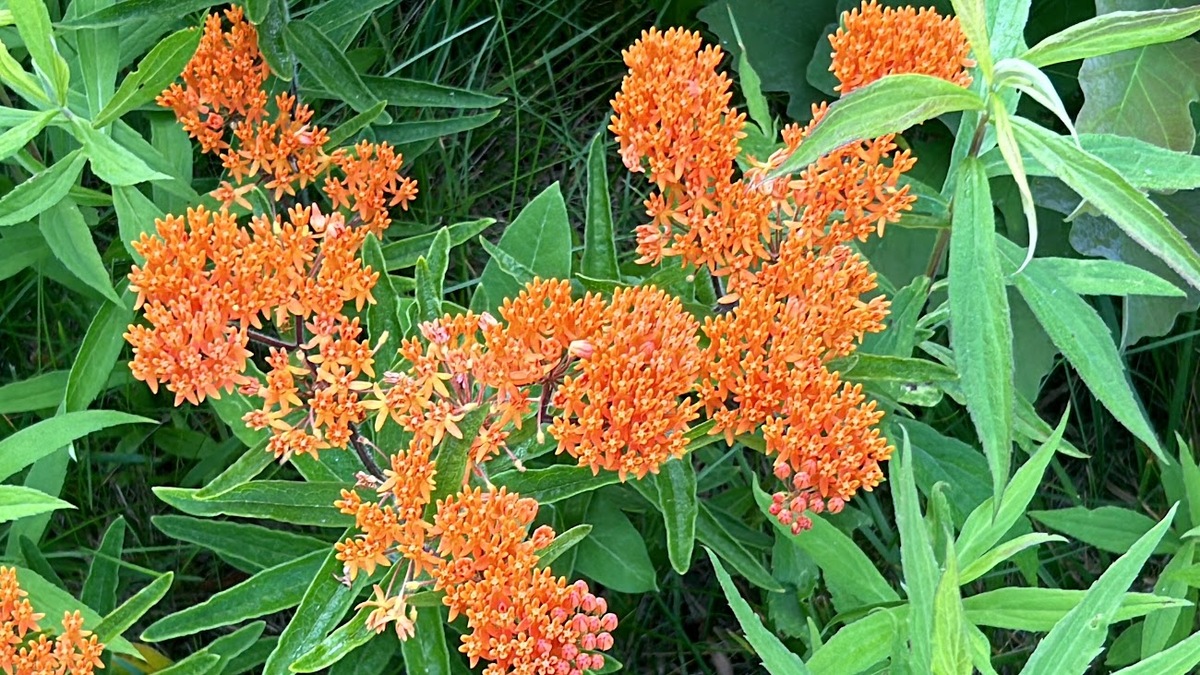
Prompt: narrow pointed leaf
<box><xmin>949</xmin><ymin>157</ymin><xmax>1013</xmax><ymax>502</ymax></box>
<box><xmin>1021</xmin><ymin>505</ymin><xmax>1178</xmax><ymax>674</ymax></box>
<box><xmin>582</xmin><ymin>131</ymin><xmax>620</xmax><ymax>280</ymax></box>
<box><xmin>705</xmin><ymin>548</ymin><xmax>811</xmax><ymax>674</ymax></box>
<box><xmin>767</xmin><ymin>75</ymin><xmax>983</xmax><ymax>179</ymax></box>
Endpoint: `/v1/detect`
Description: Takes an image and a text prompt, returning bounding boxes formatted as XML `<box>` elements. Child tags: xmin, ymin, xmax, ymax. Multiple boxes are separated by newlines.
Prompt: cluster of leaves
<box><xmin>4</xmin><ymin>0</ymin><xmax>1200</xmax><ymax>674</ymax></box>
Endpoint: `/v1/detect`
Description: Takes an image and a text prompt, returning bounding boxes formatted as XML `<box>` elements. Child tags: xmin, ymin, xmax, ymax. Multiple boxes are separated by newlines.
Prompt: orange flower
<box><xmin>550</xmin><ymin>285</ymin><xmax>702</xmax><ymax>480</ymax></box>
<box><xmin>430</xmin><ymin>487</ymin><xmax>618</xmax><ymax>674</ymax></box>
<box><xmin>157</xmin><ymin>7</ymin><xmax>269</xmax><ymax>152</ymax></box>
<box><xmin>0</xmin><ymin>567</ymin><xmax>105</xmax><ymax>674</ymax></box>
<box><xmin>127</xmin><ymin>205</ymin><xmax>380</xmax><ymax>414</ymax></box>
<box><xmin>830</xmin><ymin>1</ymin><xmax>975</xmax><ymax>94</ymax></box>
<box><xmin>324</xmin><ymin>141</ymin><xmax>419</xmax><ymax>237</ymax></box>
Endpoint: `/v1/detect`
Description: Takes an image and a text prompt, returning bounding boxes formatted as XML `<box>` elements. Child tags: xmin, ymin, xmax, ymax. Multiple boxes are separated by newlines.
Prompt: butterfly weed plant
<box><xmin>3</xmin><ymin>0</ymin><xmax>1200</xmax><ymax>673</ymax></box>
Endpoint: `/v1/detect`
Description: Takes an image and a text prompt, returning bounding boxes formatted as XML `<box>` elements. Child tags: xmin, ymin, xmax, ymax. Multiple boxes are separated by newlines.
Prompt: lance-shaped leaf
<box><xmin>767</xmin><ymin>75</ymin><xmax>983</xmax><ymax>179</ymax></box>
<box><xmin>948</xmin><ymin>157</ymin><xmax>1013</xmax><ymax>502</ymax></box>
<box><xmin>1010</xmin><ymin>116</ymin><xmax>1200</xmax><ymax>293</ymax></box>
<box><xmin>1023</xmin><ymin>6</ymin><xmax>1200</xmax><ymax>67</ymax></box>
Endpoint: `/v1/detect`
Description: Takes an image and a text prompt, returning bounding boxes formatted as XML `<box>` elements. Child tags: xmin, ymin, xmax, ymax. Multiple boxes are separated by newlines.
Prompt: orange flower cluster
<box><xmin>158</xmin><ymin>6</ymin><xmax>268</xmax><ymax>153</ymax></box>
<box><xmin>158</xmin><ymin>7</ymin><xmax>417</xmax><ymax>211</ymax></box>
<box><xmin>610</xmin><ymin>3</ymin><xmax>973</xmax><ymax>531</ymax></box>
<box><xmin>126</xmin><ymin>205</ymin><xmax>377</xmax><ymax>412</ymax></box>
<box><xmin>131</xmin><ymin>8</ymin><xmax>417</xmax><ymax>462</ymax></box>
<box><xmin>431</xmin><ymin>487</ymin><xmax>617</xmax><ymax>674</ymax></box>
<box><xmin>830</xmin><ymin>1</ymin><xmax>974</xmax><ymax>95</ymax></box>
<box><xmin>0</xmin><ymin>567</ymin><xmax>105</xmax><ymax>674</ymax></box>
<box><xmin>335</xmin><ymin>279</ymin><xmax>702</xmax><ymax>668</ymax></box>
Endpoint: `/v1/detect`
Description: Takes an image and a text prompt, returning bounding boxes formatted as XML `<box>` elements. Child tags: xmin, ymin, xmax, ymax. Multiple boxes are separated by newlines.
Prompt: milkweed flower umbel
<box><xmin>607</xmin><ymin>4</ymin><xmax>970</xmax><ymax>530</ymax></box>
<box><xmin>0</xmin><ymin>567</ymin><xmax>106</xmax><ymax>674</ymax></box>
<box><xmin>830</xmin><ymin>0</ymin><xmax>975</xmax><ymax>94</ymax></box>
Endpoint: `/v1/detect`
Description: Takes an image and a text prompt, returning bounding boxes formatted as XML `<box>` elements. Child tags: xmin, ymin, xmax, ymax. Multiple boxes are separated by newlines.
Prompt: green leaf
<box><xmin>471</xmin><ymin>183</ymin><xmax>571</xmax><ymax>312</ymax></box>
<box><xmin>193</xmin><ymin>438</ymin><xmax>272</xmax><ymax>499</ymax></box>
<box><xmin>0</xmin><ymin>485</ymin><xmax>73</xmax><ymax>522</ymax></box>
<box><xmin>424</xmin><ymin>406</ymin><xmax>490</xmax><ymax>513</ymax></box>
<box><xmin>0</xmin><ymin>410</ymin><xmax>152</xmax><ymax>482</ymax></box>
<box><xmin>245</xmin><ymin>0</ymin><xmax>270</xmax><ymax>23</ymax></box>
<box><xmin>0</xmin><ymin>149</ymin><xmax>87</xmax><ymax>227</ymax></box>
<box><xmin>66</xmin><ymin>286</ymin><xmax>137</xmax><ymax>413</ymax></box>
<box><xmin>155</xmin><ymin>651</ymin><xmax>222</xmax><ymax>674</ymax></box>
<box><xmin>76</xmin><ymin>0</ymin><xmax>120</xmax><ymax>119</ymax></box>
<box><xmin>893</xmin><ymin>429</ymin><xmax>938</xmax><ymax>672</ymax></box>
<box><xmin>39</xmin><ymin>200</ymin><xmax>121</xmax><ymax>303</ymax></box>
<box><xmin>94</xmin><ymin>27</ymin><xmax>201</xmax><ymax>128</ymax></box>
<box><xmin>1011</xmin><ymin>117</ymin><xmax>1200</xmax><ymax>292</ymax></box>
<box><xmin>403</xmin><ymin>607</ymin><xmax>452</xmax><ymax>675</ymax></box>
<box><xmin>0</xmin><ymin>370</ymin><xmax>67</xmax><ymax>414</ymax></box>
<box><xmin>82</xmin><ymin>516</ymin><xmax>126</xmax><ymax>615</ymax></box>
<box><xmin>652</xmin><ymin>457</ymin><xmax>698</xmax><ymax>575</ymax></box>
<box><xmin>752</xmin><ymin>480</ymin><xmax>897</xmax><ymax>610</ymax></box>
<box><xmin>94</xmin><ymin>571</ymin><xmax>173</xmax><ymax>646</ymax></box>
<box><xmin>339</xmin><ymin>75</ymin><xmax>504</xmax><ymax>109</ymax></box>
<box><xmin>1021</xmin><ymin>505</ymin><xmax>1178</xmax><ymax>674</ymax></box>
<box><xmin>808</xmin><ymin>607</ymin><xmax>901</xmax><ymax>674</ymax></box>
<box><xmin>478</xmin><ymin>235</ymin><xmax>536</xmax><ymax>286</ymax></box>
<box><xmin>696</xmin><ymin>501</ymin><xmax>783</xmax><ymax>594</ymax></box>
<box><xmin>491</xmin><ymin>465</ymin><xmax>621</xmax><ymax>504</ymax></box>
<box><xmin>949</xmin><ymin>156</ymin><xmax>1013</xmax><ymax>503</ymax></box>
<box><xmin>61</xmin><ymin>0</ymin><xmax>221</xmax><ymax>28</ymax></box>
<box><xmin>1141</xmin><ymin>541</ymin><xmax>1193</xmax><ymax>659</ymax></box>
<box><xmin>998</xmin><ymin>237</ymin><xmax>1166</xmax><ymax>462</ymax></box>
<box><xmin>1028</xmin><ymin>506</ymin><xmax>1180</xmax><ymax>555</ymax></box>
<box><xmin>983</xmin><ymin>132</ymin><xmax>1200</xmax><ymax>193</ymax></box>
<box><xmin>300</xmin><ymin>0</ymin><xmax>393</xmax><ymax>49</ymax></box>
<box><xmin>152</xmin><ymin>515</ymin><xmax>328</xmax><ymax>573</ymax></box>
<box><xmin>959</xmin><ymin>533</ymin><xmax>1067</xmax><ymax>585</ymax></box>
<box><xmin>956</xmin><ymin>408</ymin><xmax>1069</xmax><ymax>566</ymax></box>
<box><xmin>834</xmin><ymin>354</ymin><xmax>958</xmax><ymax>385</ymax></box>
<box><xmin>325</xmin><ymin>101</ymin><xmax>388</xmax><ymax>148</ymax></box>
<box><xmin>13</xmin><ymin>567</ymin><xmax>138</xmax><ymax>656</ymax></box>
<box><xmin>990</xmin><ymin>95</ymin><xmax>1039</xmax><ymax>271</ymax></box>
<box><xmin>361</xmin><ymin>233</ymin><xmax>403</xmax><ymax>369</ymax></box>
<box><xmin>725</xmin><ymin>8</ymin><xmax>771</xmax><ymax>135</ymax></box>
<box><xmin>537</xmin><ymin>524</ymin><xmax>592</xmax><ymax>568</ymax></box>
<box><xmin>291</xmin><ymin>599</ymin><xmax>377</xmax><ymax>673</ymax></box>
<box><xmin>0</xmin><ymin>41</ymin><xmax>51</xmax><ymax>105</ymax></box>
<box><xmin>152</xmin><ymin>482</ymin><xmax>350</xmax><ymax>528</ymax></box>
<box><xmin>254</xmin><ymin>0</ymin><xmax>294</xmax><ymax>79</ymax></box>
<box><xmin>285</xmin><ymin>21</ymin><xmax>388</xmax><ymax>121</ymax></box>
<box><xmin>950</xmin><ymin>0</ymin><xmax>993</xmax><ymax>77</ymax></box>
<box><xmin>1024</xmin><ymin>258</ymin><xmax>1184</xmax><ymax>298</ymax></box>
<box><xmin>1114</xmin><ymin>629</ymin><xmax>1200</xmax><ymax>675</ymax></box>
<box><xmin>11</xmin><ymin>0</ymin><xmax>71</xmax><ymax>104</ymax></box>
<box><xmin>931</xmin><ymin>540</ymin><xmax>971</xmax><ymax>675</ymax></box>
<box><xmin>263</xmin><ymin>532</ymin><xmax>361</xmax><ymax>675</ymax></box>
<box><xmin>382</xmin><ymin>218</ymin><xmax>493</xmax><ymax>270</ymax></box>
<box><xmin>963</xmin><ymin>588</ymin><xmax>1187</xmax><ymax>632</ymax></box>
<box><xmin>575</xmin><ymin>496</ymin><xmax>658</xmax><ymax>593</ymax></box>
<box><xmin>0</xmin><ymin>109</ymin><xmax>56</xmax><ymax>162</ymax></box>
<box><xmin>698</xmin><ymin>0</ymin><xmax>839</xmax><ymax>122</ymax></box>
<box><xmin>897</xmin><ymin>418</ymin><xmax>991</xmax><ymax>524</ymax></box>
<box><xmin>1025</xmin><ymin>6</ymin><xmax>1200</xmax><ymax>68</ymax></box>
<box><xmin>582</xmin><ymin>131</ymin><xmax>619</xmax><ymax>281</ymax></box>
<box><xmin>72</xmin><ymin>118</ymin><xmax>170</xmax><ymax>185</ymax></box>
<box><xmin>372</xmin><ymin>111</ymin><xmax>500</xmax><ymax>146</ymax></box>
<box><xmin>414</xmin><ymin>257</ymin><xmax>442</xmax><ymax>324</ymax></box>
<box><xmin>112</xmin><ymin>185</ymin><xmax>164</xmax><ymax>264</ymax></box>
<box><xmin>141</xmin><ymin>550</ymin><xmax>326</xmax><ymax>641</ymax></box>
<box><xmin>705</xmin><ymin>548</ymin><xmax>810</xmax><ymax>674</ymax></box>
<box><xmin>767</xmin><ymin>75</ymin><xmax>984</xmax><ymax>179</ymax></box>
